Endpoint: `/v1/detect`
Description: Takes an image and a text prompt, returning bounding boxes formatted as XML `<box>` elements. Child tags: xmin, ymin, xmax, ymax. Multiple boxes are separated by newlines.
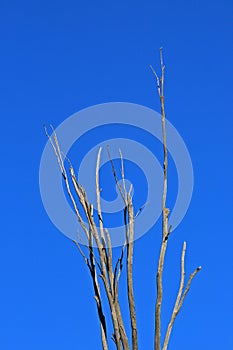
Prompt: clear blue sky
<box><xmin>0</xmin><ymin>1</ymin><xmax>232</xmax><ymax>349</ymax></box>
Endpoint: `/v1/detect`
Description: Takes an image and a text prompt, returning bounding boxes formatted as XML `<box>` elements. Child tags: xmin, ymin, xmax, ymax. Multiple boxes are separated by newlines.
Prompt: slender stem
<box><xmin>96</xmin><ymin>147</ymin><xmax>106</xmax><ymax>243</ymax></box>
<box><xmin>126</xmin><ymin>194</ymin><xmax>138</xmax><ymax>350</ymax></box>
<box><xmin>152</xmin><ymin>49</ymin><xmax>201</xmax><ymax>350</ymax></box>
<box><xmin>154</xmin><ymin>48</ymin><xmax>169</xmax><ymax>350</ymax></box>
<box><xmin>96</xmin><ymin>148</ymin><xmax>129</xmax><ymax>350</ymax></box>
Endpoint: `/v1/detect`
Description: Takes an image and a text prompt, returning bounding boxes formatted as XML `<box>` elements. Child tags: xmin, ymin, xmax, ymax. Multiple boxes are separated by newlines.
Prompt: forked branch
<box><xmin>162</xmin><ymin>242</ymin><xmax>201</xmax><ymax>350</ymax></box>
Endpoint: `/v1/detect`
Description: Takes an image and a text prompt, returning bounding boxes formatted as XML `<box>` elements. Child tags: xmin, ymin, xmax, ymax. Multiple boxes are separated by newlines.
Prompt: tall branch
<box><xmin>119</xmin><ymin>147</ymin><xmax>138</xmax><ymax>349</ymax></box>
<box><xmin>96</xmin><ymin>147</ymin><xmax>106</xmax><ymax>244</ymax></box>
<box><xmin>151</xmin><ymin>48</ymin><xmax>169</xmax><ymax>350</ymax></box>
<box><xmin>126</xmin><ymin>193</ymin><xmax>138</xmax><ymax>350</ymax></box>
<box><xmin>151</xmin><ymin>49</ymin><xmax>201</xmax><ymax>350</ymax></box>
<box><xmin>96</xmin><ymin>148</ymin><xmax>130</xmax><ymax>350</ymax></box>
<box><xmin>107</xmin><ymin>148</ymin><xmax>138</xmax><ymax>349</ymax></box>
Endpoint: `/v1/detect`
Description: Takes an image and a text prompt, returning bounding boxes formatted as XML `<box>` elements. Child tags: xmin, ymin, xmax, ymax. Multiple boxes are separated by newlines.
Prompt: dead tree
<box><xmin>45</xmin><ymin>49</ymin><xmax>201</xmax><ymax>350</ymax></box>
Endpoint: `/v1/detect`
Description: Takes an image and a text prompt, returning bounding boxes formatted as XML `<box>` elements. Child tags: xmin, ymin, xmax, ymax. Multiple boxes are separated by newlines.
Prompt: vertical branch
<box><xmin>105</xmin><ymin>227</ymin><xmax>129</xmax><ymax>350</ymax></box>
<box><xmin>96</xmin><ymin>147</ymin><xmax>106</xmax><ymax>244</ymax></box>
<box><xmin>151</xmin><ymin>48</ymin><xmax>170</xmax><ymax>350</ymax></box>
<box><xmin>115</xmin><ymin>146</ymin><xmax>139</xmax><ymax>349</ymax></box>
<box><xmin>96</xmin><ymin>148</ymin><xmax>130</xmax><ymax>350</ymax></box>
<box><xmin>119</xmin><ymin>148</ymin><xmax>127</xmax><ymax>200</ymax></box>
<box><xmin>108</xmin><ymin>148</ymin><xmax>138</xmax><ymax>349</ymax></box>
<box><xmin>120</xmin><ymin>147</ymin><xmax>138</xmax><ymax>348</ymax></box>
<box><xmin>107</xmin><ymin>148</ymin><xmax>140</xmax><ymax>350</ymax></box>
<box><xmin>151</xmin><ymin>49</ymin><xmax>201</xmax><ymax>350</ymax></box>
<box><xmin>126</xmin><ymin>193</ymin><xmax>138</xmax><ymax>350</ymax></box>
<box><xmin>105</xmin><ymin>229</ymin><xmax>114</xmax><ymax>297</ymax></box>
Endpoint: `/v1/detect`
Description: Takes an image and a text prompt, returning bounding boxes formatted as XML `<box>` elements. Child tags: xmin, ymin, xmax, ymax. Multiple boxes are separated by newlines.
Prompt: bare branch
<box><xmin>105</xmin><ymin>229</ymin><xmax>114</xmax><ymax>294</ymax></box>
<box><xmin>154</xmin><ymin>48</ymin><xmax>169</xmax><ymax>350</ymax></box>
<box><xmin>119</xmin><ymin>148</ymin><xmax>127</xmax><ymax>201</ymax></box>
<box><xmin>46</xmin><ymin>126</ymin><xmax>125</xmax><ymax>349</ymax></box>
<box><xmin>44</xmin><ymin>125</ymin><xmax>66</xmax><ymax>179</ymax></box>
<box><xmin>113</xmin><ymin>242</ymin><xmax>126</xmax><ymax>298</ymax></box>
<box><xmin>162</xmin><ymin>242</ymin><xmax>186</xmax><ymax>350</ymax></box>
<box><xmin>45</xmin><ymin>126</ymin><xmax>90</xmax><ymax>240</ymax></box>
<box><xmin>152</xmin><ymin>49</ymin><xmax>201</xmax><ymax>350</ymax></box>
<box><xmin>89</xmin><ymin>238</ymin><xmax>109</xmax><ymax>350</ymax></box>
<box><xmin>134</xmin><ymin>200</ymin><xmax>150</xmax><ymax>219</ymax></box>
<box><xmin>96</xmin><ymin>147</ymin><xmax>106</xmax><ymax>243</ymax></box>
<box><xmin>107</xmin><ymin>148</ymin><xmax>138</xmax><ymax>349</ymax></box>
<box><xmin>150</xmin><ymin>65</ymin><xmax>160</xmax><ymax>96</ymax></box>
<box><xmin>126</xmin><ymin>193</ymin><xmax>138</xmax><ymax>350</ymax></box>
<box><xmin>177</xmin><ymin>266</ymin><xmax>202</xmax><ymax>313</ymax></box>
<box><xmin>162</xmin><ymin>242</ymin><xmax>201</xmax><ymax>350</ymax></box>
<box><xmin>45</xmin><ymin>49</ymin><xmax>202</xmax><ymax>350</ymax></box>
<box><xmin>73</xmin><ymin>239</ymin><xmax>90</xmax><ymax>266</ymax></box>
<box><xmin>73</xmin><ymin>238</ymin><xmax>108</xmax><ymax>350</ymax></box>
<box><xmin>96</xmin><ymin>148</ymin><xmax>130</xmax><ymax>350</ymax></box>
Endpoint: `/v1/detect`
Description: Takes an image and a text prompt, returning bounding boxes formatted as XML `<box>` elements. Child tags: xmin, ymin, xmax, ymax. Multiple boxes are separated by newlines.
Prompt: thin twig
<box><xmin>177</xmin><ymin>266</ymin><xmax>202</xmax><ymax>313</ymax></box>
<box><xmin>134</xmin><ymin>200</ymin><xmax>150</xmax><ymax>218</ymax></box>
<box><xmin>106</xmin><ymin>146</ymin><xmax>127</xmax><ymax>205</ymax></box>
<box><xmin>45</xmin><ymin>126</ymin><xmax>90</xmax><ymax>240</ymax></box>
<box><xmin>119</xmin><ymin>148</ymin><xmax>127</xmax><ymax>201</ymax></box>
<box><xmin>96</xmin><ymin>147</ymin><xmax>106</xmax><ymax>244</ymax></box>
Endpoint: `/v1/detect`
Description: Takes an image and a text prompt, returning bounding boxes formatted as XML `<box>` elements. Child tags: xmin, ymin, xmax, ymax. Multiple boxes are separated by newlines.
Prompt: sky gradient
<box><xmin>0</xmin><ymin>1</ymin><xmax>232</xmax><ymax>349</ymax></box>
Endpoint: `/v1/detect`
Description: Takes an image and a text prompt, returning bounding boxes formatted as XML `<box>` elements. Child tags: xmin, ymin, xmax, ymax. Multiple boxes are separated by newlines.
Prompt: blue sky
<box><xmin>0</xmin><ymin>1</ymin><xmax>232</xmax><ymax>349</ymax></box>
